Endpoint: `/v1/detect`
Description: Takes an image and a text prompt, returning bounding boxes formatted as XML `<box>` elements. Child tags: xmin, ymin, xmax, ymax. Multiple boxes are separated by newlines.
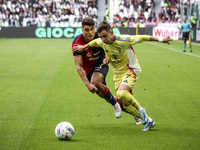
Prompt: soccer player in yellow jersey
<box><xmin>73</xmin><ymin>21</ymin><xmax>173</xmax><ymax>131</ymax></box>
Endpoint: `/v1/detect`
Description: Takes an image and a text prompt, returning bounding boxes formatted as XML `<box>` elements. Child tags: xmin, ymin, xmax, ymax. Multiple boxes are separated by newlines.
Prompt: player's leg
<box><xmin>91</xmin><ymin>66</ymin><xmax>141</xmax><ymax>123</ymax></box>
<box><xmin>120</xmin><ymin>99</ymin><xmax>142</xmax><ymax>124</ymax></box>
<box><xmin>114</xmin><ymin>96</ymin><xmax>142</xmax><ymax>124</ymax></box>
<box><xmin>113</xmin><ymin>96</ymin><xmax>128</xmax><ymax>113</ymax></box>
<box><xmin>91</xmin><ymin>66</ymin><xmax>122</xmax><ymax>118</ymax></box>
<box><xmin>115</xmin><ymin>72</ymin><xmax>155</xmax><ymax>130</ymax></box>
<box><xmin>114</xmin><ymin>96</ymin><xmax>140</xmax><ymax>118</ymax></box>
<box><xmin>91</xmin><ymin>68</ymin><xmax>117</xmax><ymax>106</ymax></box>
<box><xmin>185</xmin><ymin>32</ymin><xmax>192</xmax><ymax>52</ymax></box>
<box><xmin>117</xmin><ymin>84</ymin><xmax>154</xmax><ymax>130</ymax></box>
<box><xmin>183</xmin><ymin>32</ymin><xmax>187</xmax><ymax>52</ymax></box>
<box><xmin>113</xmin><ymin>73</ymin><xmax>142</xmax><ymax>123</ymax></box>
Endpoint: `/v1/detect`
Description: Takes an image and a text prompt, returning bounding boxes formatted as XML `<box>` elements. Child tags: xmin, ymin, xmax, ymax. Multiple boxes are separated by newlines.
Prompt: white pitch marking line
<box><xmin>148</xmin><ymin>42</ymin><xmax>200</xmax><ymax>58</ymax></box>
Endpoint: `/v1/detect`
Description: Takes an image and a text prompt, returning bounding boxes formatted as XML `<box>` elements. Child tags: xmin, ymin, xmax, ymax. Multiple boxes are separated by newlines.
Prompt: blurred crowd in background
<box><xmin>0</xmin><ymin>0</ymin><xmax>198</xmax><ymax>28</ymax></box>
<box><xmin>0</xmin><ymin>0</ymin><xmax>98</xmax><ymax>27</ymax></box>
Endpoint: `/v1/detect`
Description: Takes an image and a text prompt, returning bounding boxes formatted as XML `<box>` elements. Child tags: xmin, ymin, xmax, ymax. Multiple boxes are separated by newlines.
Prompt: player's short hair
<box><xmin>97</xmin><ymin>21</ymin><xmax>112</xmax><ymax>33</ymax></box>
<box><xmin>82</xmin><ymin>17</ymin><xmax>95</xmax><ymax>27</ymax></box>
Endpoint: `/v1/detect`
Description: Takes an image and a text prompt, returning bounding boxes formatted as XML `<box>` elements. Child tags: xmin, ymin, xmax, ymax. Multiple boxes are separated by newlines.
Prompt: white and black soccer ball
<box><xmin>55</xmin><ymin>122</ymin><xmax>74</xmax><ymax>140</ymax></box>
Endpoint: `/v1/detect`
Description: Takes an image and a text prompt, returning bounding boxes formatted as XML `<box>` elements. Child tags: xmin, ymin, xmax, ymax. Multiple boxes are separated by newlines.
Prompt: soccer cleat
<box><xmin>142</xmin><ymin>120</ymin><xmax>155</xmax><ymax>131</ymax></box>
<box><xmin>134</xmin><ymin>116</ymin><xmax>143</xmax><ymax>125</ymax></box>
<box><xmin>113</xmin><ymin>102</ymin><xmax>122</xmax><ymax>118</ymax></box>
<box><xmin>183</xmin><ymin>50</ymin><xmax>186</xmax><ymax>52</ymax></box>
<box><xmin>138</xmin><ymin>108</ymin><xmax>148</xmax><ymax>125</ymax></box>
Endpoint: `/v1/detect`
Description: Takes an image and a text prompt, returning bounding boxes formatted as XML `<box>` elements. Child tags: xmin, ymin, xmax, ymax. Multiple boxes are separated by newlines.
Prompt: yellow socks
<box><xmin>117</xmin><ymin>90</ymin><xmax>140</xmax><ymax>109</ymax></box>
<box><xmin>124</xmin><ymin>105</ymin><xmax>140</xmax><ymax>117</ymax></box>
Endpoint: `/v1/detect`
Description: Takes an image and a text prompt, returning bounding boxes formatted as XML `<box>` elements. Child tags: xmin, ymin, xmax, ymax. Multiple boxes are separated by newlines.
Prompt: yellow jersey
<box><xmin>89</xmin><ymin>34</ymin><xmax>150</xmax><ymax>78</ymax></box>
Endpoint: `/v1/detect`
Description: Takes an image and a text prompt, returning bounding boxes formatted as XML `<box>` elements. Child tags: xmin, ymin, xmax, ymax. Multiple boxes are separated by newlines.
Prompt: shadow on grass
<box><xmin>55</xmin><ymin>138</ymin><xmax>82</xmax><ymax>142</ymax></box>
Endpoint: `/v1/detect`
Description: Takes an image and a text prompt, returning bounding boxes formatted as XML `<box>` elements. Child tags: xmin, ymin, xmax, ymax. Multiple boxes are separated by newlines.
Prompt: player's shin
<box><xmin>99</xmin><ymin>86</ymin><xmax>117</xmax><ymax>105</ymax></box>
<box><xmin>124</xmin><ymin>105</ymin><xmax>140</xmax><ymax>117</ymax></box>
<box><xmin>117</xmin><ymin>90</ymin><xmax>140</xmax><ymax>109</ymax></box>
<box><xmin>115</xmin><ymin>97</ymin><xmax>129</xmax><ymax>113</ymax></box>
<box><xmin>184</xmin><ymin>43</ymin><xmax>186</xmax><ymax>51</ymax></box>
<box><xmin>190</xmin><ymin>45</ymin><xmax>192</xmax><ymax>51</ymax></box>
<box><xmin>116</xmin><ymin>96</ymin><xmax>140</xmax><ymax>117</ymax></box>
<box><xmin>99</xmin><ymin>87</ymin><xmax>122</xmax><ymax>118</ymax></box>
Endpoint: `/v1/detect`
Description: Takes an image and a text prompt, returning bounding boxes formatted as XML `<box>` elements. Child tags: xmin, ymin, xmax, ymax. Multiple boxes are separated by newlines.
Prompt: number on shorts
<box><xmin>125</xmin><ymin>74</ymin><xmax>131</xmax><ymax>79</ymax></box>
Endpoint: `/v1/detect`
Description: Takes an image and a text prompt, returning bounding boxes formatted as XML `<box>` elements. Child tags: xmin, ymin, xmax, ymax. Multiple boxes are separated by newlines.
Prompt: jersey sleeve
<box><xmin>72</xmin><ymin>42</ymin><xmax>82</xmax><ymax>56</ymax></box>
<box><xmin>89</xmin><ymin>38</ymin><xmax>102</xmax><ymax>47</ymax></box>
<box><xmin>130</xmin><ymin>35</ymin><xmax>150</xmax><ymax>43</ymax></box>
<box><xmin>116</xmin><ymin>35</ymin><xmax>150</xmax><ymax>45</ymax></box>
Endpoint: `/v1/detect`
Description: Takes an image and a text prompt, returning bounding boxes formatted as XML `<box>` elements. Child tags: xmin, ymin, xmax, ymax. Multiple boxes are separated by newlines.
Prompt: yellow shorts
<box><xmin>114</xmin><ymin>70</ymin><xmax>138</xmax><ymax>92</ymax></box>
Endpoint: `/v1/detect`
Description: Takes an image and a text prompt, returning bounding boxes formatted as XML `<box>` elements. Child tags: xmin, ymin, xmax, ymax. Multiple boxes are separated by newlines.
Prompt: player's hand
<box><xmin>73</xmin><ymin>44</ymin><xmax>85</xmax><ymax>53</ymax></box>
<box><xmin>163</xmin><ymin>36</ymin><xmax>173</xmax><ymax>44</ymax></box>
<box><xmin>101</xmin><ymin>58</ymin><xmax>110</xmax><ymax>66</ymax></box>
<box><xmin>86</xmin><ymin>83</ymin><xmax>97</xmax><ymax>94</ymax></box>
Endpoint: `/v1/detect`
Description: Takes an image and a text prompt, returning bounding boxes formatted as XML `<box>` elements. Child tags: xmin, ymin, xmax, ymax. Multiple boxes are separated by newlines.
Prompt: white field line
<box><xmin>148</xmin><ymin>42</ymin><xmax>200</xmax><ymax>58</ymax></box>
<box><xmin>175</xmin><ymin>40</ymin><xmax>200</xmax><ymax>47</ymax></box>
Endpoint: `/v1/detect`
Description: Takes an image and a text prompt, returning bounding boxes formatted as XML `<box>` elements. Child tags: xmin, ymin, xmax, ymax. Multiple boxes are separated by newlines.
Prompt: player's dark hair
<box><xmin>97</xmin><ymin>21</ymin><xmax>112</xmax><ymax>33</ymax></box>
<box><xmin>82</xmin><ymin>17</ymin><xmax>95</xmax><ymax>27</ymax></box>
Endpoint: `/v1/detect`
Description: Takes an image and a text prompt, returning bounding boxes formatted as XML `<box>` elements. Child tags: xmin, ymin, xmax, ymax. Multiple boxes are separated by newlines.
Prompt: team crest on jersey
<box><xmin>117</xmin><ymin>47</ymin><xmax>121</xmax><ymax>53</ymax></box>
<box><xmin>86</xmin><ymin>52</ymin><xmax>93</xmax><ymax>58</ymax></box>
<box><xmin>104</xmin><ymin>45</ymin><xmax>107</xmax><ymax>49</ymax></box>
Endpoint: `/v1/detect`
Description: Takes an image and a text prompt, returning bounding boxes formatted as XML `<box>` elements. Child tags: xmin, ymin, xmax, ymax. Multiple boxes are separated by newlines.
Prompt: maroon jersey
<box><xmin>72</xmin><ymin>33</ymin><xmax>106</xmax><ymax>75</ymax></box>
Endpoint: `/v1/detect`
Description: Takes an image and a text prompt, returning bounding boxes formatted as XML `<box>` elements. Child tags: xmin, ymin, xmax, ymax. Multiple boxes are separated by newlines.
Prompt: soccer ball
<box><xmin>55</xmin><ymin>122</ymin><xmax>74</xmax><ymax>140</ymax></box>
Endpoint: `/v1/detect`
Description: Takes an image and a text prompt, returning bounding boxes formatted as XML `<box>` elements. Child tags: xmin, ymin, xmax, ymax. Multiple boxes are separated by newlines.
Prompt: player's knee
<box><xmin>117</xmin><ymin>90</ymin><xmax>129</xmax><ymax>100</ymax></box>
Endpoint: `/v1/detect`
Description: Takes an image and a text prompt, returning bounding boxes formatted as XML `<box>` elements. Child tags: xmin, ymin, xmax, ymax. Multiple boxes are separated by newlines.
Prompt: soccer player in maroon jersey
<box><xmin>72</xmin><ymin>17</ymin><xmax>142</xmax><ymax>124</ymax></box>
<box><xmin>72</xmin><ymin>17</ymin><xmax>122</xmax><ymax>118</ymax></box>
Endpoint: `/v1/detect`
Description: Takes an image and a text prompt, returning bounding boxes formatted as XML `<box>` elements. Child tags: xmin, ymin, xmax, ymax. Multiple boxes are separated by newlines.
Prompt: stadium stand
<box><xmin>159</xmin><ymin>0</ymin><xmax>182</xmax><ymax>23</ymax></box>
<box><xmin>0</xmin><ymin>0</ymin><xmax>98</xmax><ymax>27</ymax></box>
<box><xmin>158</xmin><ymin>0</ymin><xmax>199</xmax><ymax>27</ymax></box>
<box><xmin>0</xmin><ymin>0</ymin><xmax>199</xmax><ymax>28</ymax></box>
<box><xmin>107</xmin><ymin>0</ymin><xmax>156</xmax><ymax>27</ymax></box>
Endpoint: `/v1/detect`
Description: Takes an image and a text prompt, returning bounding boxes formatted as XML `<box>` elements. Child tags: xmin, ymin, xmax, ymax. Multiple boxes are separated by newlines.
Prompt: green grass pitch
<box><xmin>0</xmin><ymin>38</ymin><xmax>200</xmax><ymax>150</ymax></box>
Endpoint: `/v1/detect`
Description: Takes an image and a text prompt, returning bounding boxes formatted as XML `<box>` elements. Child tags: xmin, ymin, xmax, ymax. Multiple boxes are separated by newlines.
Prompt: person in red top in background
<box><xmin>72</xmin><ymin>17</ymin><xmax>142</xmax><ymax>124</ymax></box>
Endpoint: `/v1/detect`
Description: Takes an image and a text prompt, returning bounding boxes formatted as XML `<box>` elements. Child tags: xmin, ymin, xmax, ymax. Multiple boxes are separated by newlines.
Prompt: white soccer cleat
<box><xmin>113</xmin><ymin>102</ymin><xmax>122</xmax><ymax>118</ymax></box>
<box><xmin>134</xmin><ymin>116</ymin><xmax>143</xmax><ymax>125</ymax></box>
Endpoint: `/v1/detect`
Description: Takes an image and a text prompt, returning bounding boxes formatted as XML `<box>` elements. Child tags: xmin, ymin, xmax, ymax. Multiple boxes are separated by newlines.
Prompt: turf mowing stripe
<box><xmin>148</xmin><ymin>42</ymin><xmax>200</xmax><ymax>58</ymax></box>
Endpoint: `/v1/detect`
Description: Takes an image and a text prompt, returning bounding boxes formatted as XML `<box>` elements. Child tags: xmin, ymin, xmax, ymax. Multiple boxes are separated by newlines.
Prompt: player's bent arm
<box><xmin>73</xmin><ymin>55</ymin><xmax>90</xmax><ymax>86</ymax></box>
<box><xmin>73</xmin><ymin>55</ymin><xmax>97</xmax><ymax>93</ymax></box>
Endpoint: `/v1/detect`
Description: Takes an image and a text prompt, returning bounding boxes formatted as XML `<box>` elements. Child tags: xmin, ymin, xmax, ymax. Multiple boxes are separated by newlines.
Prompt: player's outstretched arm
<box><xmin>150</xmin><ymin>36</ymin><xmax>173</xmax><ymax>44</ymax></box>
<box><xmin>73</xmin><ymin>43</ymin><xmax>90</xmax><ymax>53</ymax></box>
